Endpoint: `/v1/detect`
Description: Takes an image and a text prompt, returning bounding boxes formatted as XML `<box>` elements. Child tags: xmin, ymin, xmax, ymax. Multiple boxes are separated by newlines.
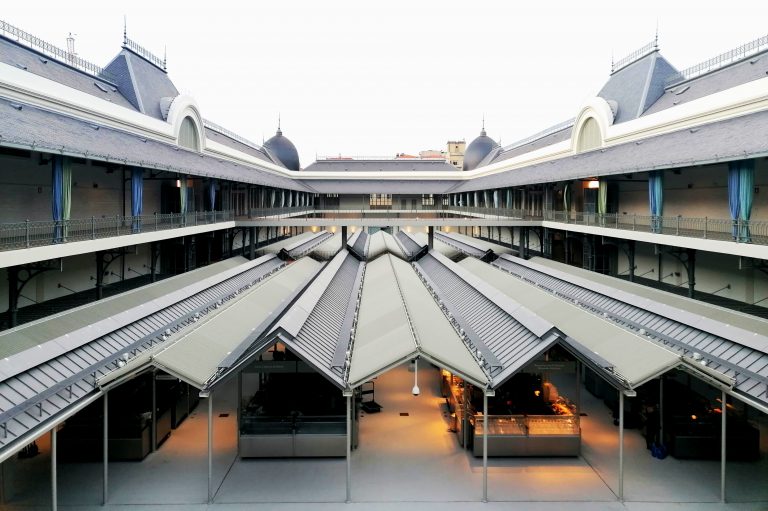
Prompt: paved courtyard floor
<box><xmin>1</xmin><ymin>363</ymin><xmax>766</xmax><ymax>511</ymax></box>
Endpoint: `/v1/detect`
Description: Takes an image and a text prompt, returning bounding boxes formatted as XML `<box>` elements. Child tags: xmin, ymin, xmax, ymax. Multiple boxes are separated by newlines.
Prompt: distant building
<box><xmin>447</xmin><ymin>140</ymin><xmax>465</xmax><ymax>169</ymax></box>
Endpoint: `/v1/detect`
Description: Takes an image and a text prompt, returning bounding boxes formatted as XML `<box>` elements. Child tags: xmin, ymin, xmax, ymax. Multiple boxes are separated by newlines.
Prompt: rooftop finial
<box><xmin>163</xmin><ymin>45</ymin><xmax>167</xmax><ymax>71</ymax></box>
<box><xmin>277</xmin><ymin>113</ymin><xmax>282</xmax><ymax>135</ymax></box>
<box><xmin>481</xmin><ymin>114</ymin><xmax>486</xmax><ymax>136</ymax></box>
<box><xmin>611</xmin><ymin>50</ymin><xmax>615</xmax><ymax>73</ymax></box>
<box><xmin>654</xmin><ymin>21</ymin><xmax>659</xmax><ymax>48</ymax></box>
<box><xmin>123</xmin><ymin>15</ymin><xmax>127</xmax><ymax>45</ymax></box>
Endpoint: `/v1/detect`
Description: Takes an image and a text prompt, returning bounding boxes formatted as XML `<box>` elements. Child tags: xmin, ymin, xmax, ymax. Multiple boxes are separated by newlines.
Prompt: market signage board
<box><xmin>525</xmin><ymin>361</ymin><xmax>576</xmax><ymax>373</ymax></box>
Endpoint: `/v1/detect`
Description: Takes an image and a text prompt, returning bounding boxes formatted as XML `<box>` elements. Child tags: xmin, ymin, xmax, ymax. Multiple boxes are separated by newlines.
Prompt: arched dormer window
<box><xmin>576</xmin><ymin>117</ymin><xmax>602</xmax><ymax>152</ymax></box>
<box><xmin>178</xmin><ymin>116</ymin><xmax>200</xmax><ymax>151</ymax></box>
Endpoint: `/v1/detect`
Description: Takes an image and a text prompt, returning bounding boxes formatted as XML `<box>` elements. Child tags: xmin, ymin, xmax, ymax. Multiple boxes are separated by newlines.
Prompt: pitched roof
<box><xmin>0</xmin><ymin>97</ymin><xmax>312</xmax><ymax>191</ymax></box>
<box><xmin>304</xmin><ymin>159</ymin><xmax>458</xmax><ymax>173</ymax></box>
<box><xmin>598</xmin><ymin>51</ymin><xmax>678</xmax><ymax>123</ymax></box>
<box><xmin>104</xmin><ymin>48</ymin><xmax>179</xmax><ymax>120</ymax></box>
<box><xmin>0</xmin><ymin>37</ymin><xmax>136</xmax><ymax>111</ymax></box>
<box><xmin>451</xmin><ymin>108</ymin><xmax>768</xmax><ymax>192</ymax></box>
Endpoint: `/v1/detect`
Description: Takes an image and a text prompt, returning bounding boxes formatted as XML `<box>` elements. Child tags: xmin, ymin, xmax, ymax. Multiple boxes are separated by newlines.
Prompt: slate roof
<box><xmin>304</xmin><ymin>159</ymin><xmax>459</xmax><ymax>173</ymax></box>
<box><xmin>0</xmin><ymin>37</ymin><xmax>136</xmax><ymax>110</ymax></box>
<box><xmin>204</xmin><ymin>126</ymin><xmax>276</xmax><ymax>164</ymax></box>
<box><xmin>598</xmin><ymin>51</ymin><xmax>678</xmax><ymax>123</ymax></box>
<box><xmin>104</xmin><ymin>48</ymin><xmax>179</xmax><ymax>120</ymax></box>
<box><xmin>0</xmin><ymin>97</ymin><xmax>312</xmax><ymax>191</ymax></box>
<box><xmin>644</xmin><ymin>49</ymin><xmax>768</xmax><ymax>115</ymax></box>
<box><xmin>451</xmin><ymin>108</ymin><xmax>768</xmax><ymax>192</ymax></box>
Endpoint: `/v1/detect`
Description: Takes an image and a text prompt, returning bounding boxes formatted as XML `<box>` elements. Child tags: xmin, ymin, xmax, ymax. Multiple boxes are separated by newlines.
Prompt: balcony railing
<box><xmin>0</xmin><ymin>211</ymin><xmax>234</xmax><ymax>252</ymax></box>
<box><xmin>244</xmin><ymin>207</ymin><xmax>768</xmax><ymax>246</ymax></box>
<box><xmin>542</xmin><ymin>210</ymin><xmax>768</xmax><ymax>245</ymax></box>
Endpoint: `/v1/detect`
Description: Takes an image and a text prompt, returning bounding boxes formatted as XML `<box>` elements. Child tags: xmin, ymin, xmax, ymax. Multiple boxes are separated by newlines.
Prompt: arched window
<box><xmin>576</xmin><ymin>117</ymin><xmax>602</xmax><ymax>152</ymax></box>
<box><xmin>178</xmin><ymin>116</ymin><xmax>200</xmax><ymax>151</ymax></box>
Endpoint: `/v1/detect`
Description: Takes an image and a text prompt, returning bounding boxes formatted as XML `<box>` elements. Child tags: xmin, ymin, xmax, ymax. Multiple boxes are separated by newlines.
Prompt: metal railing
<box><xmin>0</xmin><ymin>19</ymin><xmax>116</xmax><ymax>83</ymax></box>
<box><xmin>245</xmin><ymin>206</ymin><xmax>530</xmax><ymax>221</ymax></box>
<box><xmin>612</xmin><ymin>39</ymin><xmax>658</xmax><ymax>74</ymax></box>
<box><xmin>0</xmin><ymin>211</ymin><xmax>234</xmax><ymax>251</ymax></box>
<box><xmin>245</xmin><ymin>206</ymin><xmax>768</xmax><ymax>245</ymax></box>
<box><xmin>665</xmin><ymin>33</ymin><xmax>768</xmax><ymax>87</ymax></box>
<box><xmin>123</xmin><ymin>37</ymin><xmax>165</xmax><ymax>71</ymax></box>
<box><xmin>543</xmin><ymin>210</ymin><xmax>768</xmax><ymax>245</ymax></box>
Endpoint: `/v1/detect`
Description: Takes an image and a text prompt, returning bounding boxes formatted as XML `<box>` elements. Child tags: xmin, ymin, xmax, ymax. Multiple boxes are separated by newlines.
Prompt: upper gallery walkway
<box><xmin>1</xmin><ymin>206</ymin><xmax>767</xmax><ymax>268</ymax></box>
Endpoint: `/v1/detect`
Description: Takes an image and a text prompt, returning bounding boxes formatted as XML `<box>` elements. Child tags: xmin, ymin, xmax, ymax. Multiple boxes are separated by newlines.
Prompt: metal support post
<box><xmin>686</xmin><ymin>248</ymin><xmax>696</xmax><ymax>299</ymax></box>
<box><xmin>208</xmin><ymin>394</ymin><xmax>214</xmax><ymax>504</ymax></box>
<box><xmin>428</xmin><ymin>226</ymin><xmax>434</xmax><ymax>250</ymax></box>
<box><xmin>236</xmin><ymin>373</ymin><xmax>242</xmax><ymax>456</ymax></box>
<box><xmin>659</xmin><ymin>377</ymin><xmax>664</xmax><ymax>448</ymax></box>
<box><xmin>346</xmin><ymin>392</ymin><xmax>352</xmax><ymax>503</ymax></box>
<box><xmin>628</xmin><ymin>240</ymin><xmax>636</xmax><ymax>282</ymax></box>
<box><xmin>103</xmin><ymin>391</ymin><xmax>108</xmax><ymax>505</ymax></box>
<box><xmin>52</xmin><ymin>426</ymin><xmax>58</xmax><ymax>511</ymax></box>
<box><xmin>151</xmin><ymin>370</ymin><xmax>157</xmax><ymax>451</ymax></box>
<box><xmin>482</xmin><ymin>390</ymin><xmax>489</xmax><ymax>502</ymax></box>
<box><xmin>249</xmin><ymin>227</ymin><xmax>256</xmax><ymax>260</ymax></box>
<box><xmin>341</xmin><ymin>225</ymin><xmax>348</xmax><ymax>247</ymax></box>
<box><xmin>96</xmin><ymin>251</ymin><xmax>105</xmax><ymax>300</ymax></box>
<box><xmin>7</xmin><ymin>267</ymin><xmax>18</xmax><ymax>329</ymax></box>
<box><xmin>619</xmin><ymin>391</ymin><xmax>624</xmax><ymax>501</ymax></box>
<box><xmin>721</xmin><ymin>390</ymin><xmax>727</xmax><ymax>503</ymax></box>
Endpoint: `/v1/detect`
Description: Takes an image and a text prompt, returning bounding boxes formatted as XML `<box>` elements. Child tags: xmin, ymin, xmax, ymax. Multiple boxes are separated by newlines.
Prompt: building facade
<box><xmin>0</xmin><ymin>20</ymin><xmax>767</xmax><ymax>508</ymax></box>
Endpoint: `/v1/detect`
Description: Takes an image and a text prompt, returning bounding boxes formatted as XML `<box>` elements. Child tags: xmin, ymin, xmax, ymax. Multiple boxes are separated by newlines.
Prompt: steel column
<box><xmin>249</xmin><ymin>227</ymin><xmax>256</xmax><ymax>260</ymax></box>
<box><xmin>103</xmin><ymin>391</ymin><xmax>108</xmax><ymax>505</ymax></box>
<box><xmin>51</xmin><ymin>427</ymin><xmax>57</xmax><ymax>511</ymax></box>
<box><xmin>346</xmin><ymin>393</ymin><xmax>352</xmax><ymax>503</ymax></box>
<box><xmin>341</xmin><ymin>226</ymin><xmax>348</xmax><ymax>247</ymax></box>
<box><xmin>619</xmin><ymin>391</ymin><xmax>624</xmax><ymax>501</ymax></box>
<box><xmin>428</xmin><ymin>226</ymin><xmax>434</xmax><ymax>249</ymax></box>
<box><xmin>482</xmin><ymin>390</ymin><xmax>488</xmax><ymax>502</ymax></box>
<box><xmin>721</xmin><ymin>390</ymin><xmax>727</xmax><ymax>503</ymax></box>
<box><xmin>151</xmin><ymin>370</ymin><xmax>157</xmax><ymax>451</ymax></box>
<box><xmin>207</xmin><ymin>394</ymin><xmax>214</xmax><ymax>504</ymax></box>
<box><xmin>659</xmin><ymin>377</ymin><xmax>664</xmax><ymax>449</ymax></box>
<box><xmin>237</xmin><ymin>372</ymin><xmax>242</xmax><ymax>456</ymax></box>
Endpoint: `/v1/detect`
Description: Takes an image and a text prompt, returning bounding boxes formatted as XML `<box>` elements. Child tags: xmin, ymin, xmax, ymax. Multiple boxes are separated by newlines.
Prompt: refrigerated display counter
<box><xmin>473</xmin><ymin>414</ymin><xmax>580</xmax><ymax>457</ymax></box>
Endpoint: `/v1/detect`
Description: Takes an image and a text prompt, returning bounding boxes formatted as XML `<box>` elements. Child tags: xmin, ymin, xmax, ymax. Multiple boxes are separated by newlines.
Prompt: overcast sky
<box><xmin>5</xmin><ymin>2</ymin><xmax>768</xmax><ymax>167</ymax></box>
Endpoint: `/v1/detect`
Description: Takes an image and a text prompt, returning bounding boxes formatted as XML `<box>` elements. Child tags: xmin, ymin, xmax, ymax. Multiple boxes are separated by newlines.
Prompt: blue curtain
<box><xmin>648</xmin><ymin>171</ymin><xmax>664</xmax><ymax>233</ymax></box>
<box><xmin>728</xmin><ymin>163</ymin><xmax>740</xmax><ymax>239</ymax></box>
<box><xmin>179</xmin><ymin>176</ymin><xmax>188</xmax><ymax>216</ymax></box>
<box><xmin>730</xmin><ymin>160</ymin><xmax>755</xmax><ymax>241</ymax></box>
<box><xmin>52</xmin><ymin>155</ymin><xmax>64</xmax><ymax>242</ymax></box>
<box><xmin>131</xmin><ymin>167</ymin><xmax>143</xmax><ymax>232</ymax></box>
<box><xmin>208</xmin><ymin>179</ymin><xmax>216</xmax><ymax>211</ymax></box>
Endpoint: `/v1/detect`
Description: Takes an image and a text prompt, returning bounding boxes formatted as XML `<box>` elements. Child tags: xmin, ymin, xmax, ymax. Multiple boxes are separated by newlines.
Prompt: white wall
<box><xmin>616</xmin><ymin>160</ymin><xmax>768</xmax><ymax>221</ymax></box>
<box><xmin>616</xmin><ymin>241</ymin><xmax>768</xmax><ymax>307</ymax></box>
<box><xmin>0</xmin><ymin>242</ymin><xmax>158</xmax><ymax>312</ymax></box>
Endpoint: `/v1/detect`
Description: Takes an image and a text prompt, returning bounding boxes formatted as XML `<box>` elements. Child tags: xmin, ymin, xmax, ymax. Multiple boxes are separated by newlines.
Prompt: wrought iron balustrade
<box><xmin>0</xmin><ymin>211</ymin><xmax>234</xmax><ymax>251</ymax></box>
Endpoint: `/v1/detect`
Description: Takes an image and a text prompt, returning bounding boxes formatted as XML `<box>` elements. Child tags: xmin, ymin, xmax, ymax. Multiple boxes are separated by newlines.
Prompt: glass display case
<box><xmin>473</xmin><ymin>414</ymin><xmax>580</xmax><ymax>457</ymax></box>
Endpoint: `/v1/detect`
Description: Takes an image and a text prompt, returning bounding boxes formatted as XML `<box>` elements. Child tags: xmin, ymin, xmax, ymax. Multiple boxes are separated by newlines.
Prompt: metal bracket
<box><xmin>6</xmin><ymin>259</ymin><xmax>61</xmax><ymax>328</ymax></box>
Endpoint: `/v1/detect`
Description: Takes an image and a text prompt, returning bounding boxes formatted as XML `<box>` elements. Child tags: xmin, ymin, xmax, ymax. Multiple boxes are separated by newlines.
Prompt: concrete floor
<box><xmin>1</xmin><ymin>364</ymin><xmax>766</xmax><ymax>510</ymax></box>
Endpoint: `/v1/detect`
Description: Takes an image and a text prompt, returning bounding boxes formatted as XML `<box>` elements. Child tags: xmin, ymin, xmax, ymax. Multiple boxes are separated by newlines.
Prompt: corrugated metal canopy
<box><xmin>494</xmin><ymin>255</ymin><xmax>767</xmax><ymax>405</ymax></box>
<box><xmin>388</xmin><ymin>256</ymin><xmax>488</xmax><ymax>386</ymax></box>
<box><xmin>348</xmin><ymin>255</ymin><xmax>416</xmax><ymax>387</ymax></box>
<box><xmin>0</xmin><ymin>257</ymin><xmax>250</xmax><ymax>379</ymax></box>
<box><xmin>154</xmin><ymin>257</ymin><xmax>322</xmax><ymax>387</ymax></box>
<box><xmin>459</xmin><ymin>258</ymin><xmax>683</xmax><ymax>388</ymax></box>
<box><xmin>270</xmin><ymin>251</ymin><xmax>363</xmax><ymax>387</ymax></box>
<box><xmin>101</xmin><ymin>257</ymin><xmax>322</xmax><ymax>389</ymax></box>
<box><xmin>367</xmin><ymin>231</ymin><xmax>406</xmax><ymax>260</ymax></box>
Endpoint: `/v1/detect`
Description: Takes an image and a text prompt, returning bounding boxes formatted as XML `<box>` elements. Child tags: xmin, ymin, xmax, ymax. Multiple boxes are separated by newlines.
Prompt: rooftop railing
<box><xmin>203</xmin><ymin>119</ymin><xmax>264</xmax><ymax>152</ymax></box>
<box><xmin>122</xmin><ymin>37</ymin><xmax>165</xmax><ymax>71</ymax></box>
<box><xmin>611</xmin><ymin>39</ymin><xmax>658</xmax><ymax>74</ymax></box>
<box><xmin>0</xmin><ymin>211</ymin><xmax>234</xmax><ymax>252</ymax></box>
<box><xmin>665</xmin><ymin>33</ymin><xmax>768</xmax><ymax>87</ymax></box>
<box><xmin>0</xmin><ymin>19</ymin><xmax>116</xmax><ymax>83</ymax></box>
